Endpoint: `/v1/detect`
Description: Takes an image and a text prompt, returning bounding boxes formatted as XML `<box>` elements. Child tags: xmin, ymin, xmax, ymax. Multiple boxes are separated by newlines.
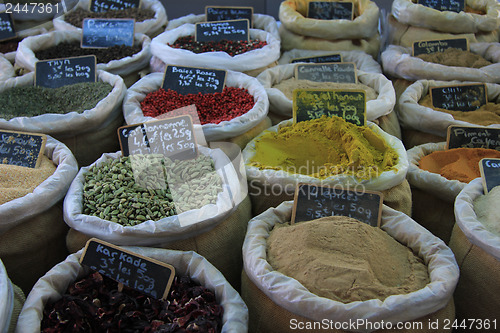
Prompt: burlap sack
<box><xmin>0</xmin><ymin>55</ymin><xmax>14</xmax><ymax>81</ymax></box>
<box><xmin>407</xmin><ymin>142</ymin><xmax>466</xmax><ymax>243</ymax></box>
<box><xmin>242</xmin><ymin>201</ymin><xmax>458</xmax><ymax>333</ymax></box>
<box><xmin>279</xmin><ymin>0</ymin><xmax>379</xmax><ymax>40</ymax></box>
<box><xmin>0</xmin><ymin>70</ymin><xmax>126</xmax><ymax>166</ymax></box>
<box><xmin>256</xmin><ymin>65</ymin><xmax>395</xmax><ymax>121</ymax></box>
<box><xmin>450</xmin><ymin>178</ymin><xmax>500</xmax><ymax>328</ymax></box>
<box><xmin>53</xmin><ymin>0</ymin><xmax>168</xmax><ymax>37</ymax></box>
<box><xmin>381</xmin><ymin>43</ymin><xmax>500</xmax><ymax>82</ymax></box>
<box><xmin>0</xmin><ymin>136</ymin><xmax>79</xmax><ymax>294</ymax></box>
<box><xmin>243</xmin><ymin>119</ymin><xmax>411</xmax><ymax>216</ymax></box>
<box><xmin>64</xmin><ymin>146</ymin><xmax>249</xmax><ymax>289</ymax></box>
<box><xmin>278</xmin><ymin>49</ymin><xmax>382</xmax><ymax>72</ymax></box>
<box><xmin>123</xmin><ymin>71</ymin><xmax>269</xmax><ymax>144</ymax></box>
<box><xmin>150</xmin><ymin>23</ymin><xmax>280</xmax><ymax>75</ymax></box>
<box><xmin>15</xmin><ymin>30</ymin><xmax>152</xmax><ymax>77</ymax></box>
<box><xmin>165</xmin><ymin>13</ymin><xmax>280</xmax><ymax>40</ymax></box>
<box><xmin>387</xmin><ymin>14</ymin><xmax>499</xmax><ymax>48</ymax></box>
<box><xmin>16</xmin><ymin>248</ymin><xmax>248</xmax><ymax>333</ymax></box>
<box><xmin>279</xmin><ymin>24</ymin><xmax>381</xmax><ymax>58</ymax></box>
<box><xmin>399</xmin><ymin>79</ymin><xmax>500</xmax><ymax>138</ymax></box>
<box><xmin>392</xmin><ymin>0</ymin><xmax>500</xmax><ymax>34</ymax></box>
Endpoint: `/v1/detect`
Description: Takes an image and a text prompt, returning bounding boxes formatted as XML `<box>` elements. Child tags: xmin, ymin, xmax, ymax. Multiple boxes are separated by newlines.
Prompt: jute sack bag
<box><xmin>399</xmin><ymin>80</ymin><xmax>500</xmax><ymax>138</ymax></box>
<box><xmin>123</xmin><ymin>71</ymin><xmax>270</xmax><ymax>149</ymax></box>
<box><xmin>0</xmin><ymin>70</ymin><xmax>127</xmax><ymax>167</ymax></box>
<box><xmin>15</xmin><ymin>248</ymin><xmax>248</xmax><ymax>333</ymax></box>
<box><xmin>165</xmin><ymin>13</ymin><xmax>280</xmax><ymax>41</ymax></box>
<box><xmin>278</xmin><ymin>49</ymin><xmax>382</xmax><ymax>72</ymax></box>
<box><xmin>279</xmin><ymin>0</ymin><xmax>379</xmax><ymax>40</ymax></box>
<box><xmin>381</xmin><ymin>43</ymin><xmax>500</xmax><ymax>82</ymax></box>
<box><xmin>0</xmin><ymin>259</ymin><xmax>25</xmax><ymax>333</ymax></box>
<box><xmin>64</xmin><ymin>146</ymin><xmax>249</xmax><ymax>289</ymax></box>
<box><xmin>387</xmin><ymin>14</ymin><xmax>499</xmax><ymax>48</ymax></box>
<box><xmin>406</xmin><ymin>142</ymin><xmax>465</xmax><ymax>243</ymax></box>
<box><xmin>0</xmin><ymin>55</ymin><xmax>14</xmax><ymax>81</ymax></box>
<box><xmin>149</xmin><ymin>23</ymin><xmax>280</xmax><ymax>77</ymax></box>
<box><xmin>243</xmin><ymin>119</ymin><xmax>412</xmax><ymax>217</ymax></box>
<box><xmin>450</xmin><ymin>178</ymin><xmax>500</xmax><ymax>328</ymax></box>
<box><xmin>53</xmin><ymin>0</ymin><xmax>168</xmax><ymax>37</ymax></box>
<box><xmin>242</xmin><ymin>201</ymin><xmax>458</xmax><ymax>333</ymax></box>
<box><xmin>279</xmin><ymin>24</ymin><xmax>381</xmax><ymax>58</ymax></box>
<box><xmin>0</xmin><ymin>136</ymin><xmax>79</xmax><ymax>294</ymax></box>
<box><xmin>256</xmin><ymin>65</ymin><xmax>395</xmax><ymax>121</ymax></box>
<box><xmin>391</xmin><ymin>0</ymin><xmax>500</xmax><ymax>34</ymax></box>
<box><xmin>15</xmin><ymin>30</ymin><xmax>152</xmax><ymax>85</ymax></box>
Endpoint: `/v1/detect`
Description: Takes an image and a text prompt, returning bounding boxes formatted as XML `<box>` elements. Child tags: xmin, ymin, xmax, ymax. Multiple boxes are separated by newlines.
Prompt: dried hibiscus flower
<box><xmin>41</xmin><ymin>272</ymin><xmax>223</xmax><ymax>332</ymax></box>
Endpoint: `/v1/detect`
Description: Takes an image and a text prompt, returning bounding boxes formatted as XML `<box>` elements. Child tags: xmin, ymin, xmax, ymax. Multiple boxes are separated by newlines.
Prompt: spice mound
<box><xmin>272</xmin><ymin>78</ymin><xmax>378</xmax><ymax>101</ymax></box>
<box><xmin>418</xmin><ymin>148</ymin><xmax>500</xmax><ymax>183</ymax></box>
<box><xmin>474</xmin><ymin>185</ymin><xmax>500</xmax><ymax>237</ymax></box>
<box><xmin>416</xmin><ymin>48</ymin><xmax>492</xmax><ymax>68</ymax></box>
<box><xmin>35</xmin><ymin>42</ymin><xmax>142</xmax><ymax>64</ymax></box>
<box><xmin>0</xmin><ymin>154</ymin><xmax>56</xmax><ymax>205</ymax></box>
<box><xmin>0</xmin><ymin>38</ymin><xmax>19</xmax><ymax>53</ymax></box>
<box><xmin>41</xmin><ymin>271</ymin><xmax>224</xmax><ymax>332</ymax></box>
<box><xmin>0</xmin><ymin>82</ymin><xmax>112</xmax><ymax>120</ymax></box>
<box><xmin>267</xmin><ymin>217</ymin><xmax>429</xmax><ymax>303</ymax></box>
<box><xmin>249</xmin><ymin>116</ymin><xmax>399</xmax><ymax>180</ymax></box>
<box><xmin>141</xmin><ymin>87</ymin><xmax>255</xmax><ymax>125</ymax></box>
<box><xmin>419</xmin><ymin>94</ymin><xmax>500</xmax><ymax>126</ymax></box>
<box><xmin>83</xmin><ymin>154</ymin><xmax>223</xmax><ymax>226</ymax></box>
<box><xmin>168</xmin><ymin>36</ymin><xmax>267</xmax><ymax>56</ymax></box>
<box><xmin>64</xmin><ymin>7</ymin><xmax>156</xmax><ymax>28</ymax></box>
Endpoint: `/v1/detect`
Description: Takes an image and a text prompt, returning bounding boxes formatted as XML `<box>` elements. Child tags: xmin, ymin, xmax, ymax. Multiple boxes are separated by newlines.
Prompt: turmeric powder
<box><xmin>418</xmin><ymin>148</ymin><xmax>500</xmax><ymax>182</ymax></box>
<box><xmin>249</xmin><ymin>115</ymin><xmax>399</xmax><ymax>180</ymax></box>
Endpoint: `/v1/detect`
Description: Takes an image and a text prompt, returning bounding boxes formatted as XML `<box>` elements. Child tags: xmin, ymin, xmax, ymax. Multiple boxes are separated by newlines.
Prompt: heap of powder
<box><xmin>416</xmin><ymin>48</ymin><xmax>491</xmax><ymax>68</ymax></box>
<box><xmin>272</xmin><ymin>78</ymin><xmax>378</xmax><ymax>101</ymax></box>
<box><xmin>473</xmin><ymin>185</ymin><xmax>500</xmax><ymax>237</ymax></box>
<box><xmin>64</xmin><ymin>7</ymin><xmax>155</xmax><ymax>28</ymax></box>
<box><xmin>418</xmin><ymin>148</ymin><xmax>500</xmax><ymax>183</ymax></box>
<box><xmin>249</xmin><ymin>115</ymin><xmax>399</xmax><ymax>180</ymax></box>
<box><xmin>0</xmin><ymin>154</ymin><xmax>57</xmax><ymax>205</ymax></box>
<box><xmin>267</xmin><ymin>217</ymin><xmax>429</xmax><ymax>303</ymax></box>
<box><xmin>419</xmin><ymin>94</ymin><xmax>500</xmax><ymax>126</ymax></box>
<box><xmin>0</xmin><ymin>82</ymin><xmax>113</xmax><ymax>120</ymax></box>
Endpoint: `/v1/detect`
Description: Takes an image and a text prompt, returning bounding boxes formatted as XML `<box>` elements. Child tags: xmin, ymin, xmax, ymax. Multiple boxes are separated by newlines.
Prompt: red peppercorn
<box><xmin>168</xmin><ymin>36</ymin><xmax>267</xmax><ymax>56</ymax></box>
<box><xmin>141</xmin><ymin>87</ymin><xmax>255</xmax><ymax>124</ymax></box>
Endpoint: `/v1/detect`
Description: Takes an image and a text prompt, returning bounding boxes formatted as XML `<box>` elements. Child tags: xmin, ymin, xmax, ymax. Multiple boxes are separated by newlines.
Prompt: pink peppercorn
<box><xmin>168</xmin><ymin>36</ymin><xmax>267</xmax><ymax>56</ymax></box>
<box><xmin>141</xmin><ymin>87</ymin><xmax>255</xmax><ymax>124</ymax></box>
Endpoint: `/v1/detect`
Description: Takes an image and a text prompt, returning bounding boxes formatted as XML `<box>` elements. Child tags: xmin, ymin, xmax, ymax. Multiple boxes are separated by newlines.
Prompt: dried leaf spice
<box><xmin>41</xmin><ymin>272</ymin><xmax>224</xmax><ymax>332</ymax></box>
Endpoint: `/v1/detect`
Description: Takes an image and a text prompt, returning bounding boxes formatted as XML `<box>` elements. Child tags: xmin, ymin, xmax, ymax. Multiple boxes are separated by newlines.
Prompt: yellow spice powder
<box><xmin>267</xmin><ymin>217</ymin><xmax>430</xmax><ymax>303</ymax></box>
<box><xmin>0</xmin><ymin>154</ymin><xmax>57</xmax><ymax>205</ymax></box>
<box><xmin>419</xmin><ymin>93</ymin><xmax>500</xmax><ymax>126</ymax></box>
<box><xmin>249</xmin><ymin>115</ymin><xmax>398</xmax><ymax>180</ymax></box>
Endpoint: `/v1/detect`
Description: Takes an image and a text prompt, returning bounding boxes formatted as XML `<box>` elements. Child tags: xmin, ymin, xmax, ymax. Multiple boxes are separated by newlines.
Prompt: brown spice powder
<box><xmin>267</xmin><ymin>216</ymin><xmax>429</xmax><ymax>303</ymax></box>
<box><xmin>416</xmin><ymin>48</ymin><xmax>492</xmax><ymax>68</ymax></box>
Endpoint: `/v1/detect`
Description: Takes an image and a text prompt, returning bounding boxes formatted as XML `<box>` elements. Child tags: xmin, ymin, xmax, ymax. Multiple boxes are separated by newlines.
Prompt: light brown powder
<box><xmin>266</xmin><ymin>216</ymin><xmax>429</xmax><ymax>303</ymax></box>
<box><xmin>416</xmin><ymin>48</ymin><xmax>491</xmax><ymax>68</ymax></box>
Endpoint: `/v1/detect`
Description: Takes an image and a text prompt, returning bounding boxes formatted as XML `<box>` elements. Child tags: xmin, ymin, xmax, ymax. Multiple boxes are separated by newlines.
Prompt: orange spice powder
<box><xmin>418</xmin><ymin>148</ymin><xmax>500</xmax><ymax>183</ymax></box>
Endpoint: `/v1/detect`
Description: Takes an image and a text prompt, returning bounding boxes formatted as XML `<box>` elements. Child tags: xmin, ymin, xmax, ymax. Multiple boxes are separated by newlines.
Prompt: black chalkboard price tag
<box><xmin>0</xmin><ymin>12</ymin><xmax>16</xmax><ymax>42</ymax></box>
<box><xmin>162</xmin><ymin>65</ymin><xmax>227</xmax><ymax>95</ymax></box>
<box><xmin>447</xmin><ymin>125</ymin><xmax>500</xmax><ymax>150</ymax></box>
<box><xmin>80</xmin><ymin>238</ymin><xmax>175</xmax><ymax>300</ymax></box>
<box><xmin>307</xmin><ymin>1</ymin><xmax>354</xmax><ymax>20</ymax></box>
<box><xmin>205</xmin><ymin>6</ymin><xmax>253</xmax><ymax>27</ymax></box>
<box><xmin>479</xmin><ymin>158</ymin><xmax>500</xmax><ymax>193</ymax></box>
<box><xmin>417</xmin><ymin>0</ymin><xmax>465</xmax><ymax>13</ymax></box>
<box><xmin>291</xmin><ymin>183</ymin><xmax>383</xmax><ymax>227</ymax></box>
<box><xmin>89</xmin><ymin>0</ymin><xmax>141</xmax><ymax>12</ymax></box>
<box><xmin>82</xmin><ymin>18</ymin><xmax>135</xmax><ymax>48</ymax></box>
<box><xmin>0</xmin><ymin>130</ymin><xmax>46</xmax><ymax>168</ymax></box>
<box><xmin>291</xmin><ymin>53</ymin><xmax>342</xmax><ymax>64</ymax></box>
<box><xmin>430</xmin><ymin>83</ymin><xmax>487</xmax><ymax>112</ymax></box>
<box><xmin>118</xmin><ymin>115</ymin><xmax>198</xmax><ymax>160</ymax></box>
<box><xmin>412</xmin><ymin>38</ymin><xmax>468</xmax><ymax>56</ymax></box>
<box><xmin>35</xmin><ymin>55</ymin><xmax>97</xmax><ymax>88</ymax></box>
<box><xmin>293</xmin><ymin>89</ymin><xmax>366</xmax><ymax>126</ymax></box>
<box><xmin>195</xmin><ymin>19</ymin><xmax>249</xmax><ymax>42</ymax></box>
<box><xmin>295</xmin><ymin>62</ymin><xmax>357</xmax><ymax>83</ymax></box>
